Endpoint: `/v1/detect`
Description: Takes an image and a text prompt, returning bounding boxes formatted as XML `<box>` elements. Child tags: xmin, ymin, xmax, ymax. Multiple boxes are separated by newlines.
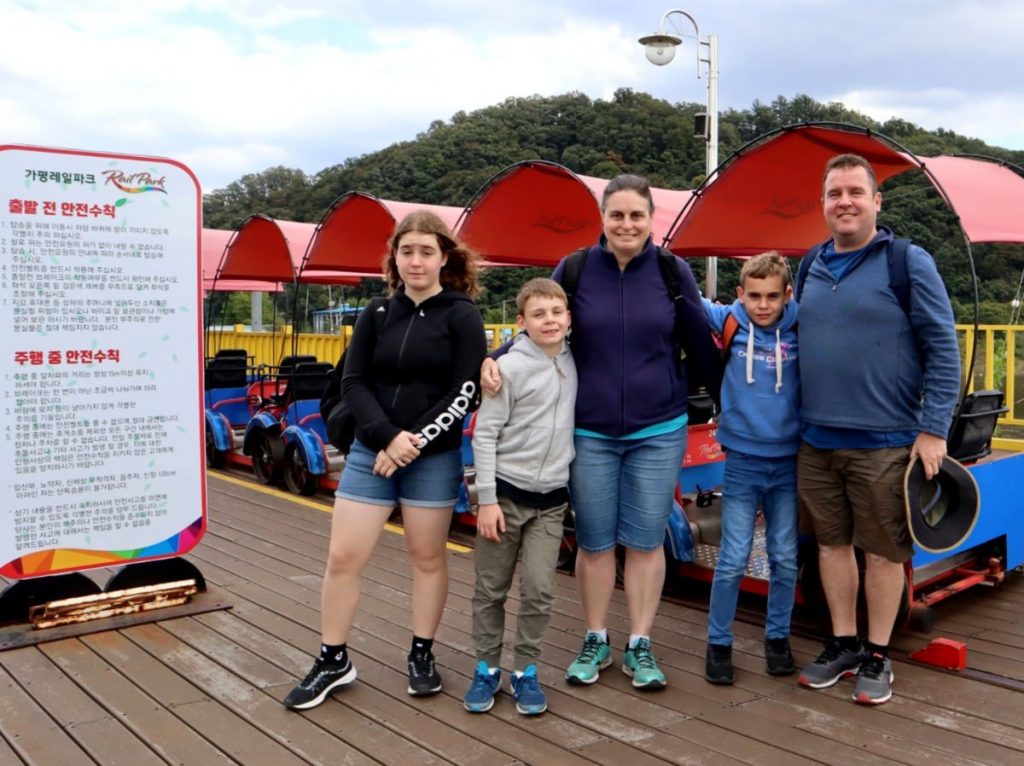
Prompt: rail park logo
<box><xmin>763</xmin><ymin>195</ymin><xmax>816</xmax><ymax>219</ymax></box>
<box><xmin>101</xmin><ymin>169</ymin><xmax>168</xmax><ymax>195</ymax></box>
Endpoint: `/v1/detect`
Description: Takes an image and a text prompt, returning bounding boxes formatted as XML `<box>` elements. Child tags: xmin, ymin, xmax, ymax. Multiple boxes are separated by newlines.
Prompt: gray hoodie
<box><xmin>473</xmin><ymin>334</ymin><xmax>577</xmax><ymax>505</ymax></box>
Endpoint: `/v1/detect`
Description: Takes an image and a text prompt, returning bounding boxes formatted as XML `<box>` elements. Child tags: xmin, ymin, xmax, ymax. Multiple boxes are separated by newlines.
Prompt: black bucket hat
<box><xmin>903</xmin><ymin>455</ymin><xmax>980</xmax><ymax>553</ymax></box>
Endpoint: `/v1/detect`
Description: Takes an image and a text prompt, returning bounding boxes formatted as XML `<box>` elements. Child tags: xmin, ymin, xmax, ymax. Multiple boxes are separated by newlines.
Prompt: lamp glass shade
<box><xmin>644</xmin><ymin>44</ymin><xmax>676</xmax><ymax>65</ymax></box>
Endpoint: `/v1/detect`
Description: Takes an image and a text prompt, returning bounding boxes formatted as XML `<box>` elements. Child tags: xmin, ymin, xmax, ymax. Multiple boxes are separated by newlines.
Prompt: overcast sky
<box><xmin>3</xmin><ymin>0</ymin><xmax>1021</xmax><ymax>193</ymax></box>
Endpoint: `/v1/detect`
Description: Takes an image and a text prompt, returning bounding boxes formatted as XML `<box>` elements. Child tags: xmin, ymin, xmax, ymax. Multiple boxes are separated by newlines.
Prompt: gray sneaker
<box><xmin>798</xmin><ymin>638</ymin><xmax>863</xmax><ymax>689</ymax></box>
<box><xmin>852</xmin><ymin>652</ymin><xmax>893</xmax><ymax>705</ymax></box>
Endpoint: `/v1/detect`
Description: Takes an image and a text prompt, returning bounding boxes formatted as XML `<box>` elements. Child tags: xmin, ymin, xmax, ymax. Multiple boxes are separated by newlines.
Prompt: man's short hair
<box><xmin>823</xmin><ymin>153</ymin><xmax>878</xmax><ymax>194</ymax></box>
<box><xmin>516</xmin><ymin>277</ymin><xmax>568</xmax><ymax>315</ymax></box>
<box><xmin>740</xmin><ymin>251</ymin><xmax>791</xmax><ymax>289</ymax></box>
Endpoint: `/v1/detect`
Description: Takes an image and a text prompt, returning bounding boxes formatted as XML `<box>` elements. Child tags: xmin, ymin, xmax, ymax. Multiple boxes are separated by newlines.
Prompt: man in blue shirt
<box><xmin>795</xmin><ymin>154</ymin><xmax>960</xmax><ymax>705</ymax></box>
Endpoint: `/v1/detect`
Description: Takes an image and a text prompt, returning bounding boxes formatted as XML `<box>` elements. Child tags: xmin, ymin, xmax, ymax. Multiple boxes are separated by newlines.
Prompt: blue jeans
<box><xmin>707</xmin><ymin>451</ymin><xmax>798</xmax><ymax>645</ymax></box>
<box><xmin>570</xmin><ymin>427</ymin><xmax>687</xmax><ymax>553</ymax></box>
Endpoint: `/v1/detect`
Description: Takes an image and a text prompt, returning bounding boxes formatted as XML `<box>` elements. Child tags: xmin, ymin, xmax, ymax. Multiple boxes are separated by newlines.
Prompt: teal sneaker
<box><xmin>623</xmin><ymin>638</ymin><xmax>666</xmax><ymax>689</ymax></box>
<box><xmin>510</xmin><ymin>664</ymin><xmax>547</xmax><ymax>715</ymax></box>
<box><xmin>463</xmin><ymin>661</ymin><xmax>501</xmax><ymax>713</ymax></box>
<box><xmin>565</xmin><ymin>632</ymin><xmax>612</xmax><ymax>685</ymax></box>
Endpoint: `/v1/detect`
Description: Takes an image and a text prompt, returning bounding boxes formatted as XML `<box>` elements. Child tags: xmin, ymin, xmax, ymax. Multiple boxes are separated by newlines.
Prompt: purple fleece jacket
<box><xmin>551</xmin><ymin>237</ymin><xmax>718</xmax><ymax>437</ymax></box>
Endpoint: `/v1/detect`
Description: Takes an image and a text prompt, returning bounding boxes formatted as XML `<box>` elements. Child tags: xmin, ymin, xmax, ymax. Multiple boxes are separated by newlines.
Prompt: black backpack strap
<box><xmin>795</xmin><ymin>242</ymin><xmax>825</xmax><ymax>302</ymax></box>
<box><xmin>655</xmin><ymin>246</ymin><xmax>685</xmax><ymax>341</ymax></box>
<box><xmin>558</xmin><ymin>247</ymin><xmax>589</xmax><ymax>311</ymax></box>
<box><xmin>888</xmin><ymin>238</ymin><xmax>912</xmax><ymax>317</ymax></box>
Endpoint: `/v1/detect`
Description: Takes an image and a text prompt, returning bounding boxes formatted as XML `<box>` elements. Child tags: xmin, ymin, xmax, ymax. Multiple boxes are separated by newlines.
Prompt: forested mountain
<box><xmin>203</xmin><ymin>90</ymin><xmax>1024</xmax><ymax>326</ymax></box>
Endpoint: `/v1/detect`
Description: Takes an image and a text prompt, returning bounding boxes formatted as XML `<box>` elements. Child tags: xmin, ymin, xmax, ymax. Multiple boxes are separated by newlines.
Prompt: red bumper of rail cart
<box><xmin>909</xmin><ymin>638</ymin><xmax>968</xmax><ymax>671</ymax></box>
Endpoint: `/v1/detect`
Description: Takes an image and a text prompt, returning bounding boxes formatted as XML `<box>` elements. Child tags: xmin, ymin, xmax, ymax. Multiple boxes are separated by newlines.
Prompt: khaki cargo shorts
<box><xmin>797</xmin><ymin>442</ymin><xmax>913</xmax><ymax>563</ymax></box>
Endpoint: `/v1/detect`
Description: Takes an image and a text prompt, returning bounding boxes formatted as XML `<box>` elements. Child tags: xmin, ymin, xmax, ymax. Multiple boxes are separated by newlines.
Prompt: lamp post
<box><xmin>639</xmin><ymin>9</ymin><xmax>719</xmax><ymax>297</ymax></box>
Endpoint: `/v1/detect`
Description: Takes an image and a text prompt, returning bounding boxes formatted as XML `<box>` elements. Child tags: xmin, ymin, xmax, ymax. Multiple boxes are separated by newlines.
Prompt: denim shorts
<box><xmin>336</xmin><ymin>438</ymin><xmax>463</xmax><ymax>508</ymax></box>
<box><xmin>569</xmin><ymin>427</ymin><xmax>687</xmax><ymax>553</ymax></box>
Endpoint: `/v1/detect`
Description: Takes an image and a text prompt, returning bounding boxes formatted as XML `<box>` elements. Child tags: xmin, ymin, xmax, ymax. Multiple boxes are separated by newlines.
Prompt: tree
<box><xmin>204</xmin><ymin>166</ymin><xmax>313</xmax><ymax>229</ymax></box>
<box><xmin>202</xmin><ymin>92</ymin><xmax>1024</xmax><ymax>326</ymax></box>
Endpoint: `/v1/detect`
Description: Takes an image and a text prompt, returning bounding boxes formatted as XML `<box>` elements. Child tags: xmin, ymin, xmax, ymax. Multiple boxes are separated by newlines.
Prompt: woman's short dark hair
<box><xmin>383</xmin><ymin>210</ymin><xmax>482</xmax><ymax>298</ymax></box>
<box><xmin>601</xmin><ymin>173</ymin><xmax>655</xmax><ymax>213</ymax></box>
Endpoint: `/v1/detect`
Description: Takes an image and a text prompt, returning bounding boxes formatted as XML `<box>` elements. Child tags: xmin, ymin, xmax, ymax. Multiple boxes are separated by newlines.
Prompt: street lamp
<box><xmin>639</xmin><ymin>9</ymin><xmax>719</xmax><ymax>297</ymax></box>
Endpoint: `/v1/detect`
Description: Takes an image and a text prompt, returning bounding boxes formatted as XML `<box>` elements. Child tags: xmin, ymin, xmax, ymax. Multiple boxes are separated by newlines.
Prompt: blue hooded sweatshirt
<box><xmin>703</xmin><ymin>297</ymin><xmax>800</xmax><ymax>457</ymax></box>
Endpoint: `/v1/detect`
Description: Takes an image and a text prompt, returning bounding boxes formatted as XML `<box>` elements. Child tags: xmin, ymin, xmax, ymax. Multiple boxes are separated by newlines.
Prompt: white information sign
<box><xmin>0</xmin><ymin>145</ymin><xmax>205</xmax><ymax>579</ymax></box>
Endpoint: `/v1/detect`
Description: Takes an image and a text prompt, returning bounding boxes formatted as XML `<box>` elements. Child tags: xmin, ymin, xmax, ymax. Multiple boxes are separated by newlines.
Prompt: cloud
<box><xmin>2</xmin><ymin>0</ymin><xmax>1021</xmax><ymax>194</ymax></box>
<box><xmin>838</xmin><ymin>88</ymin><xmax>1024</xmax><ymax>150</ymax></box>
<box><xmin>1</xmin><ymin>2</ymin><xmax>641</xmax><ymax>190</ymax></box>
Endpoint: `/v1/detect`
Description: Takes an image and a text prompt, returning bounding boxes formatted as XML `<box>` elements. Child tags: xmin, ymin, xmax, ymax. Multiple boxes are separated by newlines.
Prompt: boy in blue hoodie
<box><xmin>701</xmin><ymin>252</ymin><xmax>800</xmax><ymax>685</ymax></box>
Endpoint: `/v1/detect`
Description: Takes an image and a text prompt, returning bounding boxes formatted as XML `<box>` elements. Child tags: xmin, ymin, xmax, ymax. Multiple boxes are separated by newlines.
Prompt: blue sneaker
<box><xmin>511</xmin><ymin>664</ymin><xmax>547</xmax><ymax>715</ymax></box>
<box><xmin>463</xmin><ymin>661</ymin><xmax>500</xmax><ymax>713</ymax></box>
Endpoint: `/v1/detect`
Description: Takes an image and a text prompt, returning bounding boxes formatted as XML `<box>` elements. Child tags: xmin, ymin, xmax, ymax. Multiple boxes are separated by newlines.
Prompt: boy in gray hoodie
<box><xmin>464</xmin><ymin>278</ymin><xmax>577</xmax><ymax>716</ymax></box>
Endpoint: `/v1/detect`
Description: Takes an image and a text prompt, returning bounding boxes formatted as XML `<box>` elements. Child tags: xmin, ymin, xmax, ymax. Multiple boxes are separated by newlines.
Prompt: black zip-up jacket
<box><xmin>342</xmin><ymin>288</ymin><xmax>486</xmax><ymax>457</ymax></box>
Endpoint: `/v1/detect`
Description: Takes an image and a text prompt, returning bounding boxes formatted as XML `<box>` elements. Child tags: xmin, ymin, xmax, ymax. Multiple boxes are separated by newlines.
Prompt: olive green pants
<box><xmin>471</xmin><ymin>497</ymin><xmax>568</xmax><ymax>670</ymax></box>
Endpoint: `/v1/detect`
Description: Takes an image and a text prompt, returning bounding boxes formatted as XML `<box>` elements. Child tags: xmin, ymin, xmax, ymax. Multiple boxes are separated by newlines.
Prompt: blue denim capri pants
<box><xmin>569</xmin><ymin>426</ymin><xmax>687</xmax><ymax>553</ymax></box>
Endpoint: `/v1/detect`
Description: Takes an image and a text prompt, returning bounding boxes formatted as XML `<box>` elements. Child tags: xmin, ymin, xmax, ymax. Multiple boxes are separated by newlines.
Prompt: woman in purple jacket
<box><xmin>483</xmin><ymin>174</ymin><xmax>719</xmax><ymax>689</ymax></box>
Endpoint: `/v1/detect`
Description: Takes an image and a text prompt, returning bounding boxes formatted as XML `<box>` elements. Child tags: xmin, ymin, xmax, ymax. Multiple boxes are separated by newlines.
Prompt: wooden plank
<box><xmin>201</xmin><ymin>536</ymin><xmax>790</xmax><ymax>766</ymax></box>
<box><xmin>201</xmin><ymin>549</ymin><xmax>818</xmax><ymax>765</ymax></box>
<box><xmin>192</xmin><ymin>568</ymin><xmax>617</xmax><ymax>765</ymax></box>
<box><xmin>0</xmin><ymin>645</ymin><xmax>163</xmax><ymax>766</ymax></box>
<box><xmin>38</xmin><ymin>638</ymin><xmax>235</xmax><ymax>765</ymax></box>
<box><xmin>739</xmin><ymin>696</ymin><xmax>988</xmax><ymax>766</ymax></box>
<box><xmin>81</xmin><ymin>631</ymin><xmax>310</xmax><ymax>766</ymax></box>
<box><xmin>121</xmin><ymin>622</ymin><xmax>375</xmax><ymax>766</ymax></box>
<box><xmin>201</xmin><ymin>491</ymin><xmax>1024</xmax><ymax>700</ymax></box>
<box><xmin>160</xmin><ymin>615</ymin><xmax>457</xmax><ymax>766</ymax></box>
<box><xmin>203</xmin><ymin>493</ymin><xmax>1019</xmax><ymax>761</ymax></box>
<box><xmin>974</xmin><ymin>629</ymin><xmax>1024</xmax><ymax>650</ymax></box>
<box><xmin>572</xmin><ymin>737</ymin><xmax>675</xmax><ymax>765</ymax></box>
<box><xmin>0</xmin><ymin>663</ymin><xmax>94</xmax><ymax>765</ymax></box>
<box><xmin>201</xmin><ymin>476</ymin><xmax>1024</xmax><ymax>761</ymax></box>
<box><xmin>0</xmin><ymin>729</ymin><xmax>24</xmax><ymax>766</ymax></box>
<box><xmin>197</xmin><ymin>532</ymin><xmax>798</xmax><ymax>766</ymax></box>
<box><xmin>706</xmin><ymin>645</ymin><xmax>1024</xmax><ymax>756</ymax></box>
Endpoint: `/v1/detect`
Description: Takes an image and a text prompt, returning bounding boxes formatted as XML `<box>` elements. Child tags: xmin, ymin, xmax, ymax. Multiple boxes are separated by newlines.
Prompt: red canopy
<box><xmin>456</xmin><ymin>162</ymin><xmax>602</xmax><ymax>266</ymax></box>
<box><xmin>210</xmin><ymin>131</ymin><xmax>1024</xmax><ymax>283</ymax></box>
<box><xmin>918</xmin><ymin>155</ymin><xmax>1024</xmax><ymax>244</ymax></box>
<box><xmin>214</xmin><ymin>216</ymin><xmax>316</xmax><ymax>282</ymax></box>
<box><xmin>202</xmin><ymin>228</ymin><xmax>283</xmax><ymax>292</ymax></box>
<box><xmin>665</xmin><ymin>126</ymin><xmax>915</xmax><ymax>257</ymax></box>
<box><xmin>303</xmin><ymin>192</ymin><xmax>461</xmax><ymax>275</ymax></box>
<box><xmin>665</xmin><ymin>125</ymin><xmax>1024</xmax><ymax>256</ymax></box>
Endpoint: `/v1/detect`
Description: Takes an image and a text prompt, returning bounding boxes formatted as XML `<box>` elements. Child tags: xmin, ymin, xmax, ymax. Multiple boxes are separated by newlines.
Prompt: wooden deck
<box><xmin>2</xmin><ymin>472</ymin><xmax>1024</xmax><ymax>765</ymax></box>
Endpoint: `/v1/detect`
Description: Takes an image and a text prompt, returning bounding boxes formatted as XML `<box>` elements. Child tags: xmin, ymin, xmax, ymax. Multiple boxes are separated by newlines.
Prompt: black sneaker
<box><xmin>407</xmin><ymin>649</ymin><xmax>442</xmax><ymax>696</ymax></box>
<box><xmin>765</xmin><ymin>637</ymin><xmax>796</xmax><ymax>676</ymax></box>
<box><xmin>283</xmin><ymin>657</ymin><xmax>357</xmax><ymax>710</ymax></box>
<box><xmin>798</xmin><ymin>637</ymin><xmax>863</xmax><ymax>689</ymax></box>
<box><xmin>704</xmin><ymin>643</ymin><xmax>734</xmax><ymax>685</ymax></box>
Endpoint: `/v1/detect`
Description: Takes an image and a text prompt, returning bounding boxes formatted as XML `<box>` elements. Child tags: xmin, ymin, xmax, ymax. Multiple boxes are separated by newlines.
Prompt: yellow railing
<box><xmin>205</xmin><ymin>323</ymin><xmax>520</xmax><ymax>362</ymax></box>
<box><xmin>959</xmin><ymin>324</ymin><xmax>1023</xmax><ymax>451</ymax></box>
<box><xmin>205</xmin><ymin>322</ymin><xmax>1024</xmax><ymax>451</ymax></box>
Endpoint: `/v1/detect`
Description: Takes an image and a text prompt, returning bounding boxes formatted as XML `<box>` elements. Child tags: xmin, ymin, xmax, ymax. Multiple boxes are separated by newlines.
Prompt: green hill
<box><xmin>202</xmin><ymin>91</ymin><xmax>1024</xmax><ymax>327</ymax></box>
